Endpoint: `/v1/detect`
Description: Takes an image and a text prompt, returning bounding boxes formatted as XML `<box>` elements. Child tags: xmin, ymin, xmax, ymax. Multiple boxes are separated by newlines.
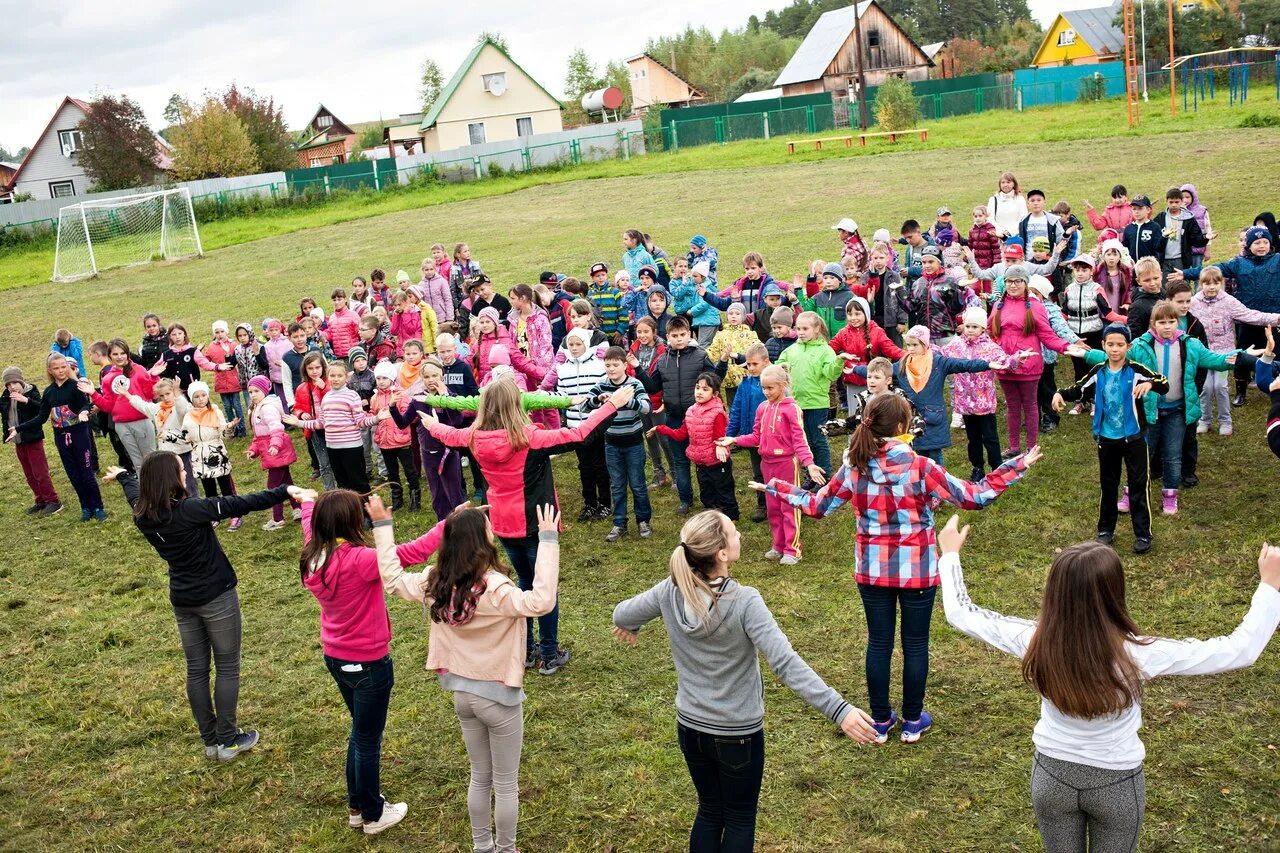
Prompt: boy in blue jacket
<box><xmin>726</xmin><ymin>342</ymin><xmax>769</xmax><ymax>522</ymax></box>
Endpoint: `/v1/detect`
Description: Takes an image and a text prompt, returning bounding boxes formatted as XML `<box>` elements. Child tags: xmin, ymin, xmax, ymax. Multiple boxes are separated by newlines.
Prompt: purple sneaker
<box><xmin>871</xmin><ymin>711</ymin><xmax>898</xmax><ymax>744</ymax></box>
<box><xmin>1116</xmin><ymin>487</ymin><xmax>1130</xmax><ymax>514</ymax></box>
<box><xmin>901</xmin><ymin>711</ymin><xmax>932</xmax><ymax>744</ymax></box>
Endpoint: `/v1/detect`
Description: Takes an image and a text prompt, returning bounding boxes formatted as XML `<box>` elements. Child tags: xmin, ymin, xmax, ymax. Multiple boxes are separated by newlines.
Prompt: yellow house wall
<box><xmin>425</xmin><ymin>43</ymin><xmax>563</xmax><ymax>152</ymax></box>
<box><xmin>1033</xmin><ymin>15</ymin><xmax>1105</xmax><ymax>67</ymax></box>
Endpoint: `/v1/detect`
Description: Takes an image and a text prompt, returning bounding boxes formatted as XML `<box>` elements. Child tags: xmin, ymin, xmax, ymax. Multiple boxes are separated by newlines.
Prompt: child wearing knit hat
<box><xmin>183</xmin><ymin>379</ymin><xmax>242</xmax><ymax>530</ymax></box>
<box><xmin>2</xmin><ymin>365</ymin><xmax>62</xmax><ymax>515</ymax></box>
<box><xmin>766</xmin><ymin>305</ymin><xmax>798</xmax><ymax>362</ymax></box>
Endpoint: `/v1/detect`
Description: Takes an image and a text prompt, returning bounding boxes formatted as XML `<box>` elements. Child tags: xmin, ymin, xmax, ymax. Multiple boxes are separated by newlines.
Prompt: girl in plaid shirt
<box><xmin>758</xmin><ymin>393</ymin><xmax>1040</xmax><ymax>743</ymax></box>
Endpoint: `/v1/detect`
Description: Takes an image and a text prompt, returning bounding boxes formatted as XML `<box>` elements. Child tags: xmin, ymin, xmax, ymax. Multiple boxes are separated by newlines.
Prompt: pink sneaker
<box><xmin>1162</xmin><ymin>489</ymin><xmax>1178</xmax><ymax>515</ymax></box>
<box><xmin>1117</xmin><ymin>487</ymin><xmax>1130</xmax><ymax>514</ymax></box>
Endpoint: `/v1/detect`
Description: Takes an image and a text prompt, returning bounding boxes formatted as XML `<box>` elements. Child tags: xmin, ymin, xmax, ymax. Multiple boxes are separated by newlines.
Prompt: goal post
<box><xmin>52</xmin><ymin>188</ymin><xmax>203</xmax><ymax>282</ymax></box>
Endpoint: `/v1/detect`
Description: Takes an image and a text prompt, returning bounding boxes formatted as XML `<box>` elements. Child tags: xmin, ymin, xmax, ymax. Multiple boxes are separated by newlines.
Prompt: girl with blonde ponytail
<box><xmin>612</xmin><ymin>510</ymin><xmax>877</xmax><ymax>851</ymax></box>
<box><xmin>759</xmin><ymin>392</ymin><xmax>1041</xmax><ymax>745</ymax></box>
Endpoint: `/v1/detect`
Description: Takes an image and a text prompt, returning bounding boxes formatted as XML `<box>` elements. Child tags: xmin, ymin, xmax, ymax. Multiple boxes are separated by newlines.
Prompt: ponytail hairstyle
<box><xmin>107</xmin><ymin>338</ymin><xmax>135</xmax><ymax>377</ymax></box>
<box><xmin>624</xmin><ymin>228</ymin><xmax>645</xmax><ymax>249</ymax></box>
<box><xmin>845</xmin><ymin>393</ymin><xmax>911</xmax><ymax>473</ymax></box>
<box><xmin>990</xmin><ymin>291</ymin><xmax>1036</xmax><ymax>338</ymax></box>
<box><xmin>1021</xmin><ymin>542</ymin><xmax>1150</xmax><ymax>718</ymax></box>
<box><xmin>427</xmin><ymin>507</ymin><xmax>506</xmax><ymax>624</ymax></box>
<box><xmin>508</xmin><ymin>283</ymin><xmax>536</xmax><ymax>308</ymax></box>
<box><xmin>299</xmin><ymin>490</ymin><xmax>369</xmax><ymax>589</ymax></box>
<box><xmin>669</xmin><ymin>510</ymin><xmax>732</xmax><ymax>631</ymax></box>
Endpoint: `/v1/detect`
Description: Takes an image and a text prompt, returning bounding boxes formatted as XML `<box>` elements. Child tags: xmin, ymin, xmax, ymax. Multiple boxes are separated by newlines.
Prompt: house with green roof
<box><xmin>418</xmin><ymin>38</ymin><xmax>563</xmax><ymax>152</ymax></box>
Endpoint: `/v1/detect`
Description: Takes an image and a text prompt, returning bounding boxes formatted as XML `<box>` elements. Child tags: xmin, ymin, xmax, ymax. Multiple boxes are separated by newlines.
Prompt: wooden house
<box><xmin>626</xmin><ymin>53</ymin><xmax>706</xmax><ymax>114</ymax></box>
<box><xmin>296</xmin><ymin>104</ymin><xmax>356</xmax><ymax>167</ymax></box>
<box><xmin>774</xmin><ymin>1</ymin><xmax>933</xmax><ymax>96</ymax></box>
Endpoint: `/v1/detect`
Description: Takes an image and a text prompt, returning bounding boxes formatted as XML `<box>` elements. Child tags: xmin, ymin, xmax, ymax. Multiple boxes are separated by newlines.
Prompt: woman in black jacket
<box><xmin>104</xmin><ymin>452</ymin><xmax>296</xmax><ymax>761</ymax></box>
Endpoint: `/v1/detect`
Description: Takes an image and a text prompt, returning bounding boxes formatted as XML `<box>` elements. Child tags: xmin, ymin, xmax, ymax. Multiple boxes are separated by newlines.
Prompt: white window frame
<box><xmin>515</xmin><ymin>116</ymin><xmax>534</xmax><ymax>137</ymax></box>
<box><xmin>468</xmin><ymin>122</ymin><xmax>487</xmax><ymax>145</ymax></box>
<box><xmin>58</xmin><ymin>129</ymin><xmax>85</xmax><ymax>155</ymax></box>
<box><xmin>481</xmin><ymin>72</ymin><xmax>506</xmax><ymax>91</ymax></box>
<box><xmin>49</xmin><ymin>180</ymin><xmax>75</xmax><ymax>198</ymax></box>
<box><xmin>317</xmin><ymin>114</ymin><xmax>333</xmax><ymax>128</ymax></box>
<box><xmin>1057</xmin><ymin>28</ymin><xmax>1077</xmax><ymax>47</ymax></box>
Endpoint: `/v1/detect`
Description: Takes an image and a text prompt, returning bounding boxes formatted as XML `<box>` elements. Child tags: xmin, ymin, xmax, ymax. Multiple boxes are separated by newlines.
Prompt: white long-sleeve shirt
<box><xmin>939</xmin><ymin>552</ymin><xmax>1280</xmax><ymax>770</ymax></box>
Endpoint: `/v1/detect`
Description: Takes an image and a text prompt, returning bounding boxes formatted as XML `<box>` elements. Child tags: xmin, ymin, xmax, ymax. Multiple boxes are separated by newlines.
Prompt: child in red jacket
<box><xmin>627</xmin><ymin>316</ymin><xmax>673</xmax><ymax>487</ymax></box>
<box><xmin>652</xmin><ymin>372</ymin><xmax>738</xmax><ymax>520</ymax></box>
<box><xmin>719</xmin><ymin>366</ymin><xmax>826</xmax><ymax>565</ymax></box>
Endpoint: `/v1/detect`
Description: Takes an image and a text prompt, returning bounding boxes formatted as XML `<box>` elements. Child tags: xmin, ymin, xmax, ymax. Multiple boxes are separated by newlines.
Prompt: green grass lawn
<box><xmin>3</xmin><ymin>125</ymin><xmax>1280</xmax><ymax>851</ymax></box>
<box><xmin>3</xmin><ymin>91</ymin><xmax>1278</xmax><ymax>290</ymax></box>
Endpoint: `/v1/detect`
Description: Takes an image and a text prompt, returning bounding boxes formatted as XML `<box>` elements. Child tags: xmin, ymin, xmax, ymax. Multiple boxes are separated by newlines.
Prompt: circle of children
<box><xmin>6</xmin><ymin>181</ymin><xmax>1280</xmax><ymax>851</ymax></box>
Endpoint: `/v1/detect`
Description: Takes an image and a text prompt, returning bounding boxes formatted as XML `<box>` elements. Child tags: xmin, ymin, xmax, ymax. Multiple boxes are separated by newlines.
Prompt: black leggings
<box><xmin>200</xmin><ymin>475</ymin><xmax>236</xmax><ymax>499</ymax></box>
<box><xmin>575</xmin><ymin>436</ymin><xmax>611</xmax><ymax>510</ymax></box>
<box><xmin>328</xmin><ymin>446</ymin><xmax>370</xmax><ymax>494</ymax></box>
<box><xmin>1070</xmin><ymin>330</ymin><xmax>1104</xmax><ymax>405</ymax></box>
<box><xmin>962</xmin><ymin>414</ymin><xmax>1002</xmax><ymax>473</ymax></box>
<box><xmin>380</xmin><ymin>445</ymin><xmax>421</xmax><ymax>489</ymax></box>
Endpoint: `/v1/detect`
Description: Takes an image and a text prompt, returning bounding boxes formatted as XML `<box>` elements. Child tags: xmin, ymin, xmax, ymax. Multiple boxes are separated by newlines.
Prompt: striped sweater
<box><xmin>297</xmin><ymin>387</ymin><xmax>378</xmax><ymax>448</ymax></box>
<box><xmin>583</xmin><ymin>376</ymin><xmax>650</xmax><ymax>445</ymax></box>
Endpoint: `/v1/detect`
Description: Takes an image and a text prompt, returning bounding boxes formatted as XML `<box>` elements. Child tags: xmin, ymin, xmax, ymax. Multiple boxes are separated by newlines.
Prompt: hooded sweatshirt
<box><xmin>1086</xmin><ymin>200</ymin><xmax>1135</xmax><ymax>233</ymax></box>
<box><xmin>641</xmin><ymin>284</ymin><xmax>673</xmax><ymax>340</ymax></box>
<box><xmin>612</xmin><ymin>577</ymin><xmax>853</xmax><ymax>737</ymax></box>
<box><xmin>1180</xmin><ymin>183</ymin><xmax>1210</xmax><ymax>259</ymax></box>
<box><xmin>829</xmin><ymin>295</ymin><xmax>905</xmax><ymax>386</ymax></box>
<box><xmin>796</xmin><ymin>280</ymin><xmax>855</xmax><ymax>335</ymax></box>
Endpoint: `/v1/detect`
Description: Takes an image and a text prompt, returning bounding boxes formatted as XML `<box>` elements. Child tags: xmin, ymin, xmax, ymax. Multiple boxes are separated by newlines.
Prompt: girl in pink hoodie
<box><xmin>988</xmin><ymin>265</ymin><xmax>1074</xmax><ymax>455</ymax></box>
<box><xmin>470</xmin><ymin>307</ymin><xmax>515</xmax><ymax>387</ymax></box>
<box><xmin>389</xmin><ymin>292</ymin><xmax>424</xmax><ymax>358</ymax></box>
<box><xmin>379</xmin><ymin>503</ymin><xmax>561</xmax><ymax>853</ymax></box>
<box><xmin>941</xmin><ymin>306</ymin><xmax>1015</xmax><ymax>479</ymax></box>
<box><xmin>299</xmin><ymin>490</ymin><xmax>444</xmax><ymax>836</ymax></box>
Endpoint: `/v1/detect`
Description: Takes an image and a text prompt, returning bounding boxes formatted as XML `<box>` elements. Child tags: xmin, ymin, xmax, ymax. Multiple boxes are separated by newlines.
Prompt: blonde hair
<box><xmin>154</xmin><ymin>378</ymin><xmax>176</xmax><ymax>397</ymax></box>
<box><xmin>866</xmin><ymin>356</ymin><xmax>893</xmax><ymax>379</ymax></box>
<box><xmin>742</xmin><ymin>251</ymin><xmax>764</xmax><ymax>268</ymax></box>
<box><xmin>796</xmin><ymin>310</ymin><xmax>829</xmax><ymax>340</ymax></box>
<box><xmin>1198</xmin><ymin>266</ymin><xmax>1225</xmax><ymax>288</ymax></box>
<box><xmin>760</xmin><ymin>365</ymin><xmax>788</xmax><ymax>387</ymax></box>
<box><xmin>670</xmin><ymin>510</ymin><xmax>732</xmax><ymax>630</ymax></box>
<box><xmin>473</xmin><ymin>375</ymin><xmax>530</xmax><ymax>450</ymax></box>
<box><xmin>745</xmin><ymin>342</ymin><xmax>768</xmax><ymax>360</ymax></box>
<box><xmin>1134</xmin><ymin>257</ymin><xmax>1162</xmax><ymax>282</ymax></box>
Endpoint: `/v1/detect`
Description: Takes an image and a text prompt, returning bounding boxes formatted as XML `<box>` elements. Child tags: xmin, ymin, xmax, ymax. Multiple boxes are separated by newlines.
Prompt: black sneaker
<box><xmin>41</xmin><ymin>500</ymin><xmax>64</xmax><ymax>516</ymax></box>
<box><xmin>1041</xmin><ymin>420</ymin><xmax>1057</xmax><ymax>434</ymax></box>
<box><xmin>594</xmin><ymin>505</ymin><xmax>613</xmax><ymax>521</ymax></box>
<box><xmin>750</xmin><ymin>506</ymin><xmax>768</xmax><ymax>523</ymax></box>
<box><xmin>216</xmin><ymin>729</ymin><xmax>260</xmax><ymax>762</ymax></box>
<box><xmin>26</xmin><ymin>503</ymin><xmax>45</xmax><ymax>515</ymax></box>
<box><xmin>538</xmin><ymin>648</ymin><xmax>571</xmax><ymax>675</ymax></box>
<box><xmin>968</xmin><ymin>467</ymin><xmax>984</xmax><ymax>483</ymax></box>
<box><xmin>1182</xmin><ymin>474</ymin><xmax>1199</xmax><ymax>488</ymax></box>
<box><xmin>1096</xmin><ymin>531</ymin><xmax>1115</xmax><ymax>545</ymax></box>
<box><xmin>1133</xmin><ymin>537</ymin><xmax>1153</xmax><ymax>555</ymax></box>
<box><xmin>576</xmin><ymin>506</ymin><xmax>595</xmax><ymax>522</ymax></box>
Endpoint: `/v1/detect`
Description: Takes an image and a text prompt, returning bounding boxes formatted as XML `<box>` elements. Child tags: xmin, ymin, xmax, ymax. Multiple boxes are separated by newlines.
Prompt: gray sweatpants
<box><xmin>172</xmin><ymin>588</ymin><xmax>242</xmax><ymax>747</ymax></box>
<box><xmin>115</xmin><ymin>418</ymin><xmax>157</xmax><ymax>470</ymax></box>
<box><xmin>454</xmin><ymin>692</ymin><xmax>523</xmax><ymax>853</ymax></box>
<box><xmin>1031</xmin><ymin>751</ymin><xmax>1145</xmax><ymax>853</ymax></box>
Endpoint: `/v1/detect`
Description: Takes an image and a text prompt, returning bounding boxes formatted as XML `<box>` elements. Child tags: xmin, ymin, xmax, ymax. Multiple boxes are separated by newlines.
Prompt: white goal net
<box><xmin>53</xmin><ymin>188</ymin><xmax>203</xmax><ymax>282</ymax></box>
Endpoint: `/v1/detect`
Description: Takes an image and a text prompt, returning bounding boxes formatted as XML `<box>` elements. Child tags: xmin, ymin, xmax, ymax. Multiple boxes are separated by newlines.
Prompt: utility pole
<box><xmin>1140</xmin><ymin>0</ymin><xmax>1149</xmax><ymax>99</ymax></box>
<box><xmin>851</xmin><ymin>0</ymin><xmax>870</xmax><ymax>129</ymax></box>
<box><xmin>1167</xmin><ymin>0</ymin><xmax>1177</xmax><ymax>115</ymax></box>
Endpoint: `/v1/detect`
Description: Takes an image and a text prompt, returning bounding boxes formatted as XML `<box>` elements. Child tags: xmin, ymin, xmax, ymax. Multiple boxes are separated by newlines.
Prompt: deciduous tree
<box><xmin>170</xmin><ymin>99</ymin><xmax>260</xmax><ymax>181</ymax></box>
<box><xmin>220</xmin><ymin>84</ymin><xmax>293</xmax><ymax>172</ymax></box>
<box><xmin>76</xmin><ymin>94</ymin><xmax>160</xmax><ymax>191</ymax></box>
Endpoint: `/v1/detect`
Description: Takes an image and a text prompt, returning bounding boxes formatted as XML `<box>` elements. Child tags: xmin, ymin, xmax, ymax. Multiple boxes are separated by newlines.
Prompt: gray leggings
<box><xmin>454</xmin><ymin>692</ymin><xmax>523</xmax><ymax>853</ymax></box>
<box><xmin>1032</xmin><ymin>751</ymin><xmax>1145</xmax><ymax>853</ymax></box>
<box><xmin>172</xmin><ymin>588</ymin><xmax>242</xmax><ymax>747</ymax></box>
<box><xmin>115</xmin><ymin>418</ymin><xmax>157</xmax><ymax>470</ymax></box>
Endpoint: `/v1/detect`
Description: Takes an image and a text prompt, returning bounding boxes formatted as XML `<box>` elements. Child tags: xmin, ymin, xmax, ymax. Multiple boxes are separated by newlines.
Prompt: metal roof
<box><xmin>922</xmin><ymin>41</ymin><xmax>946</xmax><ymax>59</ymax></box>
<box><xmin>1061</xmin><ymin>4</ymin><xmax>1124</xmax><ymax>56</ymax></box>
<box><xmin>734</xmin><ymin>87</ymin><xmax>783</xmax><ymax>103</ymax></box>
<box><xmin>774</xmin><ymin>1</ymin><xmax>873</xmax><ymax>86</ymax></box>
<box><xmin>420</xmin><ymin>39</ymin><xmax>563</xmax><ymax>131</ymax></box>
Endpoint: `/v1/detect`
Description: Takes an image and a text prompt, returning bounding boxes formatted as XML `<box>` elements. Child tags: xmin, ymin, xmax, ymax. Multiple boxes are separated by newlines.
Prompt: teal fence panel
<box><xmin>725</xmin><ymin>112</ymin><xmax>765</xmax><ymax>142</ymax></box>
<box><xmin>1014</xmin><ymin>63</ymin><xmax>1125</xmax><ymax>107</ymax></box>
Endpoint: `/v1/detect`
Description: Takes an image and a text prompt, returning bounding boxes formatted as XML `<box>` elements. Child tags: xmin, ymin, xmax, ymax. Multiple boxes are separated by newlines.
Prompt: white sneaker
<box><xmin>763</xmin><ymin>549</ymin><xmax>781</xmax><ymax>560</ymax></box>
<box><xmin>348</xmin><ymin>810</ymin><xmax>364</xmax><ymax>828</ymax></box>
<box><xmin>1219</xmin><ymin>424</ymin><xmax>1233</xmax><ymax>436</ymax></box>
<box><xmin>1196</xmin><ymin>422</ymin><xmax>1209</xmax><ymax>434</ymax></box>
<box><xmin>292</xmin><ymin>508</ymin><xmax>302</xmax><ymax>520</ymax></box>
<box><xmin>363</xmin><ymin>801</ymin><xmax>408</xmax><ymax>835</ymax></box>
<box><xmin>779</xmin><ymin>554</ymin><xmax>800</xmax><ymax>566</ymax></box>
<box><xmin>950</xmin><ymin>412</ymin><xmax>963</xmax><ymax>429</ymax></box>
<box><xmin>262</xmin><ymin>519</ymin><xmax>286</xmax><ymax>531</ymax></box>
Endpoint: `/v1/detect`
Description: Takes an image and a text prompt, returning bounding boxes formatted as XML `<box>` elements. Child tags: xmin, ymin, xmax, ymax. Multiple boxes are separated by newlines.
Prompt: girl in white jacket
<box><xmin>129</xmin><ymin>377</ymin><xmax>196</xmax><ymax>495</ymax></box>
<box><xmin>182</xmin><ymin>380</ymin><xmax>241</xmax><ymax>530</ymax></box>
<box><xmin>936</xmin><ymin>515</ymin><xmax>1280</xmax><ymax>853</ymax></box>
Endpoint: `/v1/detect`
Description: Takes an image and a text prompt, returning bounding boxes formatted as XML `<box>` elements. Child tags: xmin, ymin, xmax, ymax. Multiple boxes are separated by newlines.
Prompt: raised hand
<box><xmin>1166</xmin><ymin>270</ymin><xmax>1185</xmax><ymax>283</ymax></box>
<box><xmin>366</xmin><ymin>494</ymin><xmax>391</xmax><ymax>522</ymax></box>
<box><xmin>1259</xmin><ymin>542</ymin><xmax>1280</xmax><ymax>590</ymax></box>
<box><xmin>611</xmin><ymin>625</ymin><xmax>639</xmax><ymax>646</ymax></box>
<box><xmin>101</xmin><ymin>465</ymin><xmax>128</xmax><ymax>482</ymax></box>
<box><xmin>937</xmin><ymin>514</ymin><xmax>970</xmax><ymax>554</ymax></box>
<box><xmin>536</xmin><ymin>503</ymin><xmax>560</xmax><ymax>532</ymax></box>
<box><xmin>840</xmin><ymin>707</ymin><xmax>879</xmax><ymax>744</ymax></box>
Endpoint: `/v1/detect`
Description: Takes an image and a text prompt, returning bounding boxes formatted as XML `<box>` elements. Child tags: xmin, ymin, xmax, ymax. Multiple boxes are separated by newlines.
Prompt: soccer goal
<box><xmin>52</xmin><ymin>187</ymin><xmax>203</xmax><ymax>282</ymax></box>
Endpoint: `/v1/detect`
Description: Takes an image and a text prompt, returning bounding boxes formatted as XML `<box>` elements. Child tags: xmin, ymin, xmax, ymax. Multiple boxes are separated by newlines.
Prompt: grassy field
<box><xmin>3</xmin><ymin>125</ymin><xmax>1280</xmax><ymax>851</ymax></box>
<box><xmin>3</xmin><ymin>92</ymin><xmax>1278</xmax><ymax>290</ymax></box>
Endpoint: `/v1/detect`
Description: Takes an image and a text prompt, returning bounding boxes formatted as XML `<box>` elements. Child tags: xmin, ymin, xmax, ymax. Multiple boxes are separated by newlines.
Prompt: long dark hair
<box><xmin>427</xmin><ymin>508</ymin><xmax>504</xmax><ymax>624</ymax></box>
<box><xmin>845</xmin><ymin>394</ymin><xmax>911</xmax><ymax>473</ymax></box>
<box><xmin>299</xmin><ymin>491</ymin><xmax>369</xmax><ymax>589</ymax></box>
<box><xmin>133</xmin><ymin>451</ymin><xmax>186</xmax><ymax>522</ymax></box>
<box><xmin>107</xmin><ymin>338</ymin><xmax>136</xmax><ymax>377</ymax></box>
<box><xmin>1022</xmin><ymin>542</ymin><xmax>1150</xmax><ymax>718</ymax></box>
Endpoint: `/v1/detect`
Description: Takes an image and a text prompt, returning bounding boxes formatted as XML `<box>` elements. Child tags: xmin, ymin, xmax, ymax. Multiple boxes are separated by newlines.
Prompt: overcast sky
<box><xmin>2</xmin><ymin>0</ymin><xmax>1077</xmax><ymax>152</ymax></box>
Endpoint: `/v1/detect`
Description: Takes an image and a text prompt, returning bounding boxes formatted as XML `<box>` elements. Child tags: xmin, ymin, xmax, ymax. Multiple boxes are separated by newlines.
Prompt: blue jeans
<box><xmin>1148</xmin><ymin>405</ymin><xmax>1185</xmax><ymax>490</ymax></box>
<box><xmin>220</xmin><ymin>392</ymin><xmax>245</xmax><ymax>436</ymax></box>
<box><xmin>604</xmin><ymin>441</ymin><xmax>651</xmax><ymax>526</ymax></box>
<box><xmin>324</xmin><ymin>654</ymin><xmax>394</xmax><ymax>822</ymax></box>
<box><xmin>665</xmin><ymin>414</ymin><xmax>694</xmax><ymax>505</ymax></box>
<box><xmin>501</xmin><ymin>535</ymin><xmax>559</xmax><ymax>661</ymax></box>
<box><xmin>919</xmin><ymin>447</ymin><xmax>945</xmax><ymax>465</ymax></box>
<box><xmin>678</xmin><ymin>723</ymin><xmax>765</xmax><ymax>853</ymax></box>
<box><xmin>801</xmin><ymin>408</ymin><xmax>832</xmax><ymax>474</ymax></box>
<box><xmin>858</xmin><ymin>584</ymin><xmax>937</xmax><ymax>722</ymax></box>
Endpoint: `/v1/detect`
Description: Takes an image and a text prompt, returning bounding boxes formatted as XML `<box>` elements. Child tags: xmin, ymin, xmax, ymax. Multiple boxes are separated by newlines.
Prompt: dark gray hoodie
<box><xmin>613</xmin><ymin>577</ymin><xmax>852</xmax><ymax>736</ymax></box>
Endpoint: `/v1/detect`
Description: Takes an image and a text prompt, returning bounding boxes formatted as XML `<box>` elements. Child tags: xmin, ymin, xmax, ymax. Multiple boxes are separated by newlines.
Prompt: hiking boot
<box><xmin>538</xmin><ymin>648</ymin><xmax>571</xmax><ymax>675</ymax></box>
<box><xmin>362</xmin><ymin>801</ymin><xmax>408</xmax><ymax>836</ymax></box>
<box><xmin>408</xmin><ymin>487</ymin><xmax>421</xmax><ymax>512</ymax></box>
<box><xmin>871</xmin><ymin>711</ymin><xmax>898</xmax><ymax>744</ymax></box>
<box><xmin>389</xmin><ymin>483</ymin><xmax>404</xmax><ymax>512</ymax></box>
<box><xmin>605</xmin><ymin>525</ymin><xmax>626</xmax><ymax>542</ymax></box>
<box><xmin>216</xmin><ymin>729</ymin><xmax>259</xmax><ymax>762</ymax></box>
<box><xmin>901</xmin><ymin>711</ymin><xmax>933</xmax><ymax>744</ymax></box>
<box><xmin>638</xmin><ymin>521</ymin><xmax>652</xmax><ymax>538</ymax></box>
<box><xmin>1116</xmin><ymin>487</ymin><xmax>1130</xmax><ymax>514</ymax></box>
<box><xmin>1133</xmin><ymin>537</ymin><xmax>1153</xmax><ymax>555</ymax></box>
<box><xmin>1162</xmin><ymin>489</ymin><xmax>1178</xmax><ymax>515</ymax></box>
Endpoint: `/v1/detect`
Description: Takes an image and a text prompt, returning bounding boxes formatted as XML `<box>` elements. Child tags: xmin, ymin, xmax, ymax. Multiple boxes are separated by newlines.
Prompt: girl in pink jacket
<box><xmin>389</xmin><ymin>292</ymin><xmax>424</xmax><ymax>358</ymax></box>
<box><xmin>299</xmin><ymin>490</ymin><xmax>446</xmax><ymax>836</ymax></box>
<box><xmin>987</xmin><ymin>265</ymin><xmax>1073</xmax><ymax>455</ymax></box>
<box><xmin>470</xmin><ymin>307</ymin><xmax>515</xmax><ymax>387</ymax></box>
<box><xmin>245</xmin><ymin>376</ymin><xmax>299</xmax><ymax>528</ymax></box>
<box><xmin>941</xmin><ymin>306</ymin><xmax>1015</xmax><ymax>480</ymax></box>
<box><xmin>379</xmin><ymin>503</ymin><xmax>561</xmax><ymax>853</ymax></box>
<box><xmin>719</xmin><ymin>366</ymin><xmax>825</xmax><ymax>564</ymax></box>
